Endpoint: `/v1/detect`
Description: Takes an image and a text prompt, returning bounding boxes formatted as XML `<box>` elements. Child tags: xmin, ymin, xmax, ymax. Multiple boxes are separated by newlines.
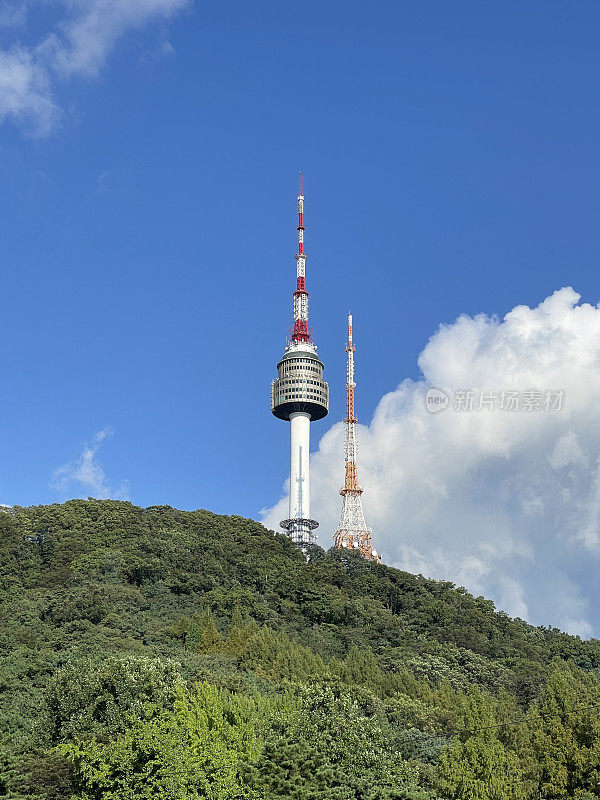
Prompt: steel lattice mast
<box><xmin>271</xmin><ymin>175</ymin><xmax>329</xmax><ymax>549</ymax></box>
<box><xmin>333</xmin><ymin>314</ymin><xmax>381</xmax><ymax>562</ymax></box>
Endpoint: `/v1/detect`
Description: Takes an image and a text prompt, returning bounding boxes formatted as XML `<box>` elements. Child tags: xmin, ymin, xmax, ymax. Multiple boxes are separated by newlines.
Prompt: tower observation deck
<box><xmin>271</xmin><ymin>175</ymin><xmax>329</xmax><ymax>548</ymax></box>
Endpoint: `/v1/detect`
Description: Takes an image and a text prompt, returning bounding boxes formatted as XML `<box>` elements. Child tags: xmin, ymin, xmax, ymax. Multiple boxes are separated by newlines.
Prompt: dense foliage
<box><xmin>1</xmin><ymin>500</ymin><xmax>600</xmax><ymax>799</ymax></box>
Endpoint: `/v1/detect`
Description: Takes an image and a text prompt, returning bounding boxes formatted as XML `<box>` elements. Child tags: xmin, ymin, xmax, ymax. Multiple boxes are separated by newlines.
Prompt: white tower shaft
<box><xmin>289</xmin><ymin>412</ymin><xmax>310</xmax><ymax>520</ymax></box>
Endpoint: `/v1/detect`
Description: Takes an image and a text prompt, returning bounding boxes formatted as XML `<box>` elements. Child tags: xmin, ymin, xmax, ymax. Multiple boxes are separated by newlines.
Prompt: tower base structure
<box><xmin>334</xmin><ymin>491</ymin><xmax>381</xmax><ymax>563</ymax></box>
<box><xmin>280</xmin><ymin>517</ymin><xmax>319</xmax><ymax>548</ymax></box>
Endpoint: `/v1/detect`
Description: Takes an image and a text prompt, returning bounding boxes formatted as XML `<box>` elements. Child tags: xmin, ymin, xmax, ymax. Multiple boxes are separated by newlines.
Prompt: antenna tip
<box><xmin>299</xmin><ymin>171</ymin><xmax>303</xmax><ymax>195</ymax></box>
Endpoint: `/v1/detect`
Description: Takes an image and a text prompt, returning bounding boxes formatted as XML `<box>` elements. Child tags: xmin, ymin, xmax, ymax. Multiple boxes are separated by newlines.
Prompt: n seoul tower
<box><xmin>333</xmin><ymin>314</ymin><xmax>381</xmax><ymax>563</ymax></box>
<box><xmin>271</xmin><ymin>175</ymin><xmax>329</xmax><ymax>548</ymax></box>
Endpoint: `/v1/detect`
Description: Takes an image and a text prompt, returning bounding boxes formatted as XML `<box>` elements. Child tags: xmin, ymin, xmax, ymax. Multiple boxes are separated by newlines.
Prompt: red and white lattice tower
<box><xmin>333</xmin><ymin>314</ymin><xmax>381</xmax><ymax>562</ymax></box>
<box><xmin>271</xmin><ymin>175</ymin><xmax>329</xmax><ymax>549</ymax></box>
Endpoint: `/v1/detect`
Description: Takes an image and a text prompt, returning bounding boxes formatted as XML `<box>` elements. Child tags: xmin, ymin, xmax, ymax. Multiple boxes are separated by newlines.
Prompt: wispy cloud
<box><xmin>0</xmin><ymin>0</ymin><xmax>189</xmax><ymax>136</ymax></box>
<box><xmin>0</xmin><ymin>1</ymin><xmax>32</xmax><ymax>30</ymax></box>
<box><xmin>51</xmin><ymin>426</ymin><xmax>129</xmax><ymax>500</ymax></box>
<box><xmin>90</xmin><ymin>169</ymin><xmax>110</xmax><ymax>197</ymax></box>
<box><xmin>140</xmin><ymin>37</ymin><xmax>177</xmax><ymax>65</ymax></box>
<box><xmin>0</xmin><ymin>44</ymin><xmax>61</xmax><ymax>136</ymax></box>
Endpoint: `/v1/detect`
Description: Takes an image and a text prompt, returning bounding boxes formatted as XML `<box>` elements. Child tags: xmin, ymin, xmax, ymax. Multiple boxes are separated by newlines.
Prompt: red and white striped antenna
<box><xmin>292</xmin><ymin>171</ymin><xmax>310</xmax><ymax>342</ymax></box>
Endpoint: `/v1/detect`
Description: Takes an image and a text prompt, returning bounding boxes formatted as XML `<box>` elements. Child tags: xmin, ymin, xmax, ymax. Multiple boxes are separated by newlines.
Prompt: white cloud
<box><xmin>262</xmin><ymin>288</ymin><xmax>600</xmax><ymax>637</ymax></box>
<box><xmin>51</xmin><ymin>426</ymin><xmax>129</xmax><ymax>500</ymax></box>
<box><xmin>0</xmin><ymin>0</ymin><xmax>188</xmax><ymax>135</ymax></box>
<box><xmin>0</xmin><ymin>45</ymin><xmax>61</xmax><ymax>136</ymax></box>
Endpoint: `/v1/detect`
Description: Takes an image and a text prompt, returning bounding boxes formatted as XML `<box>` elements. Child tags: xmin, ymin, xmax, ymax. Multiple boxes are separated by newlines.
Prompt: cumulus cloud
<box><xmin>0</xmin><ymin>0</ymin><xmax>188</xmax><ymax>135</ymax></box>
<box><xmin>262</xmin><ymin>288</ymin><xmax>600</xmax><ymax>637</ymax></box>
<box><xmin>51</xmin><ymin>426</ymin><xmax>129</xmax><ymax>500</ymax></box>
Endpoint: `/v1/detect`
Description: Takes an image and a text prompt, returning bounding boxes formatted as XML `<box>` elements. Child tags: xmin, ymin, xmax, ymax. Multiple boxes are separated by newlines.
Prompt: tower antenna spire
<box><xmin>333</xmin><ymin>314</ymin><xmax>381</xmax><ymax>562</ymax></box>
<box><xmin>292</xmin><ymin>170</ymin><xmax>309</xmax><ymax>342</ymax></box>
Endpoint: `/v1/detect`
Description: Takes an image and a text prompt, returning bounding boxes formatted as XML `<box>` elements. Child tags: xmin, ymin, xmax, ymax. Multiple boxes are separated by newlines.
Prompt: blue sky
<box><xmin>3</xmin><ymin>0</ymin><xmax>600</xmax><ymax>631</ymax></box>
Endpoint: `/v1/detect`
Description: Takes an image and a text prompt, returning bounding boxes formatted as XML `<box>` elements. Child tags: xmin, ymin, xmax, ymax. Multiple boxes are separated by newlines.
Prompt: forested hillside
<box><xmin>1</xmin><ymin>500</ymin><xmax>600</xmax><ymax>799</ymax></box>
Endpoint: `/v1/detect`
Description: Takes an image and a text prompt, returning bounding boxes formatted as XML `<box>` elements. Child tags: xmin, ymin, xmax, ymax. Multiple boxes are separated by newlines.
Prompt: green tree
<box><xmin>530</xmin><ymin>664</ymin><xmax>600</xmax><ymax>798</ymax></box>
<box><xmin>247</xmin><ymin>684</ymin><xmax>427</xmax><ymax>799</ymax></box>
<box><xmin>239</xmin><ymin>627</ymin><xmax>325</xmax><ymax>682</ymax></box>
<box><xmin>435</xmin><ymin>687</ymin><xmax>526</xmax><ymax>800</ymax></box>
<box><xmin>60</xmin><ymin>682</ymin><xmax>264</xmax><ymax>800</ymax></box>
<box><xmin>169</xmin><ymin>614</ymin><xmax>192</xmax><ymax>648</ymax></box>
<box><xmin>44</xmin><ymin>655</ymin><xmax>179</xmax><ymax>743</ymax></box>
<box><xmin>222</xmin><ymin>608</ymin><xmax>257</xmax><ymax>657</ymax></box>
<box><xmin>189</xmin><ymin>609</ymin><xmax>224</xmax><ymax>654</ymax></box>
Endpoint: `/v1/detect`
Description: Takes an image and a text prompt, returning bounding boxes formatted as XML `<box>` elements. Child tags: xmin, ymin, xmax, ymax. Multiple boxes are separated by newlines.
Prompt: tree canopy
<box><xmin>1</xmin><ymin>499</ymin><xmax>599</xmax><ymax>798</ymax></box>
